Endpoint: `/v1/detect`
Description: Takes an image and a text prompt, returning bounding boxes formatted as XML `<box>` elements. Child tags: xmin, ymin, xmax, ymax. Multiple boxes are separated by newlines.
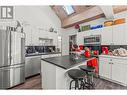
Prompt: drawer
<box><xmin>112</xmin><ymin>58</ymin><xmax>127</xmax><ymax>65</ymax></box>
<box><xmin>99</xmin><ymin>56</ymin><xmax>112</xmax><ymax>62</ymax></box>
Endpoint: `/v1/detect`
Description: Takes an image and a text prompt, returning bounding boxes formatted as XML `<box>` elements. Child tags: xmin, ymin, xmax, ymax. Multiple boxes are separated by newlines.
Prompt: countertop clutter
<box><xmin>102</xmin><ymin>48</ymin><xmax>127</xmax><ymax>57</ymax></box>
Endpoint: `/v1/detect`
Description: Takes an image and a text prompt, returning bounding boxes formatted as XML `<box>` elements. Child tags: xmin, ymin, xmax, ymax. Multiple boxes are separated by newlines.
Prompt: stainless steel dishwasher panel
<box><xmin>25</xmin><ymin>56</ymin><xmax>41</xmax><ymax>78</ymax></box>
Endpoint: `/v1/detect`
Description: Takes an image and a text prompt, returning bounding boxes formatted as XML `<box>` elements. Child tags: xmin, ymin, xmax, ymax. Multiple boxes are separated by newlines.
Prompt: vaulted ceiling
<box><xmin>51</xmin><ymin>5</ymin><xmax>127</xmax><ymax>28</ymax></box>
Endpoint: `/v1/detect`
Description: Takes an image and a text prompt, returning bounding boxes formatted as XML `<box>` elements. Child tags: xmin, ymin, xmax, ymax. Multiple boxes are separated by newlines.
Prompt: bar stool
<box><xmin>79</xmin><ymin>65</ymin><xmax>95</xmax><ymax>89</ymax></box>
<box><xmin>67</xmin><ymin>69</ymin><xmax>87</xmax><ymax>90</ymax></box>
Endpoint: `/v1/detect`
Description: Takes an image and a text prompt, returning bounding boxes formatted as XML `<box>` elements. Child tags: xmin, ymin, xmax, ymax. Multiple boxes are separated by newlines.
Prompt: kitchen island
<box><xmin>41</xmin><ymin>55</ymin><xmax>95</xmax><ymax>89</ymax></box>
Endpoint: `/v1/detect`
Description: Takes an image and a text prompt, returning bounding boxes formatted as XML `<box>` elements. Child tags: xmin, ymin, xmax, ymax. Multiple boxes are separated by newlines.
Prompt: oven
<box><xmin>84</xmin><ymin>35</ymin><xmax>101</xmax><ymax>45</ymax></box>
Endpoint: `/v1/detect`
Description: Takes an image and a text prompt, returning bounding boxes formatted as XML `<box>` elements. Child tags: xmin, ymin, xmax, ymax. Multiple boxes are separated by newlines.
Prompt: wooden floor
<box><xmin>10</xmin><ymin>75</ymin><xmax>42</xmax><ymax>90</ymax></box>
<box><xmin>10</xmin><ymin>75</ymin><xmax>127</xmax><ymax>90</ymax></box>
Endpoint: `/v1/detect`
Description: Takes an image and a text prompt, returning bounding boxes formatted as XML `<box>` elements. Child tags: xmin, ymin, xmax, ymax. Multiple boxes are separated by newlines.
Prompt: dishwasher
<box><xmin>25</xmin><ymin>56</ymin><xmax>41</xmax><ymax>78</ymax></box>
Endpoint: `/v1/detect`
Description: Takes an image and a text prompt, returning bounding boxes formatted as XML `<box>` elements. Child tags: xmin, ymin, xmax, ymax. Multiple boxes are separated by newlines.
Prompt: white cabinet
<box><xmin>112</xmin><ymin>24</ymin><xmax>126</xmax><ymax>45</ymax></box>
<box><xmin>99</xmin><ymin>55</ymin><xmax>127</xmax><ymax>86</ymax></box>
<box><xmin>31</xmin><ymin>29</ymin><xmax>39</xmax><ymax>45</ymax></box>
<box><xmin>101</xmin><ymin>26</ymin><xmax>113</xmax><ymax>45</ymax></box>
<box><xmin>111</xmin><ymin>60</ymin><xmax>127</xmax><ymax>84</ymax></box>
<box><xmin>101</xmin><ymin>23</ymin><xmax>127</xmax><ymax>45</ymax></box>
<box><xmin>89</xmin><ymin>28</ymin><xmax>102</xmax><ymax>35</ymax></box>
<box><xmin>24</xmin><ymin>26</ymin><xmax>32</xmax><ymax>46</ymax></box>
<box><xmin>77</xmin><ymin>28</ymin><xmax>102</xmax><ymax>45</ymax></box>
<box><xmin>99</xmin><ymin>58</ymin><xmax>112</xmax><ymax>79</ymax></box>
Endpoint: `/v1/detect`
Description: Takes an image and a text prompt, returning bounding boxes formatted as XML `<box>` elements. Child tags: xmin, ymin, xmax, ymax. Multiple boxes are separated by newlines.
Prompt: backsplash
<box><xmin>25</xmin><ymin>46</ymin><xmax>56</xmax><ymax>54</ymax></box>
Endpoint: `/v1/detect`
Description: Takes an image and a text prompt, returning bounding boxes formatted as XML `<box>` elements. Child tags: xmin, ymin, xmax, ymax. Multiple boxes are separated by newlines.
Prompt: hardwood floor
<box><xmin>94</xmin><ymin>77</ymin><xmax>127</xmax><ymax>89</ymax></box>
<box><xmin>10</xmin><ymin>75</ymin><xmax>42</xmax><ymax>90</ymax></box>
<box><xmin>10</xmin><ymin>75</ymin><xmax>127</xmax><ymax>90</ymax></box>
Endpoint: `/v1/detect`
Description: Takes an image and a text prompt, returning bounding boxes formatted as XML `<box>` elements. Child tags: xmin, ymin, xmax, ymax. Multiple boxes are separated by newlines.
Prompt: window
<box><xmin>62</xmin><ymin>5</ymin><xmax>75</xmax><ymax>15</ymax></box>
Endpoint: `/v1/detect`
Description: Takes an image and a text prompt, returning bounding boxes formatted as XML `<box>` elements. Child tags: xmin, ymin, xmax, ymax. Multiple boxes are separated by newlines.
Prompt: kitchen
<box><xmin>1</xmin><ymin>5</ymin><xmax>127</xmax><ymax>90</ymax></box>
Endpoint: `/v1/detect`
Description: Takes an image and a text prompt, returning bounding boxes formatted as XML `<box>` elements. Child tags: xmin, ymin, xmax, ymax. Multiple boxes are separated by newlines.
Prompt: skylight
<box><xmin>62</xmin><ymin>5</ymin><xmax>75</xmax><ymax>15</ymax></box>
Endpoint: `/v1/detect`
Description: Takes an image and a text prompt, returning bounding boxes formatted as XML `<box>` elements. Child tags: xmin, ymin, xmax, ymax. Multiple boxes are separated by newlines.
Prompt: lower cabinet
<box><xmin>25</xmin><ymin>56</ymin><xmax>41</xmax><ymax>78</ymax></box>
<box><xmin>99</xmin><ymin>56</ymin><xmax>127</xmax><ymax>86</ymax></box>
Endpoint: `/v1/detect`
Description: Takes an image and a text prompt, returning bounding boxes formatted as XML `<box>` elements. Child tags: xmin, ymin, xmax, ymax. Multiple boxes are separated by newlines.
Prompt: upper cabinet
<box><xmin>77</xmin><ymin>28</ymin><xmax>102</xmax><ymax>45</ymax></box>
<box><xmin>112</xmin><ymin>24</ymin><xmax>127</xmax><ymax>45</ymax></box>
<box><xmin>101</xmin><ymin>26</ymin><xmax>113</xmax><ymax>45</ymax></box>
<box><xmin>77</xmin><ymin>23</ymin><xmax>127</xmax><ymax>45</ymax></box>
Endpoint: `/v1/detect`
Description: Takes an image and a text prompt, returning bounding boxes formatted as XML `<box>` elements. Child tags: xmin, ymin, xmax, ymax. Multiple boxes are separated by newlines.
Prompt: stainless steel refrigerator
<box><xmin>0</xmin><ymin>27</ymin><xmax>25</xmax><ymax>89</ymax></box>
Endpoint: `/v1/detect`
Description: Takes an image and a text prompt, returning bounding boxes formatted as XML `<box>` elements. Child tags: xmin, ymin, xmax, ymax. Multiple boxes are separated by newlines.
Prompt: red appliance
<box><xmin>79</xmin><ymin>45</ymin><xmax>84</xmax><ymax>50</ymax></box>
<box><xmin>102</xmin><ymin>46</ymin><xmax>109</xmax><ymax>54</ymax></box>
<box><xmin>87</xmin><ymin>58</ymin><xmax>99</xmax><ymax>74</ymax></box>
<box><xmin>93</xmin><ymin>50</ymin><xmax>99</xmax><ymax>55</ymax></box>
<box><xmin>84</xmin><ymin>51</ymin><xmax>91</xmax><ymax>58</ymax></box>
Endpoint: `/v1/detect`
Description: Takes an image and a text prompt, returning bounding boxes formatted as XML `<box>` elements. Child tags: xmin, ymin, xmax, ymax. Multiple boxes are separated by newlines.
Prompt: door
<box><xmin>11</xmin><ymin>32</ymin><xmax>25</xmax><ymax>65</ymax></box>
<box><xmin>0</xmin><ymin>64</ymin><xmax>25</xmax><ymax>89</ymax></box>
<box><xmin>111</xmin><ymin>59</ymin><xmax>127</xmax><ymax>84</ymax></box>
<box><xmin>112</xmin><ymin>24</ymin><xmax>126</xmax><ymax>45</ymax></box>
<box><xmin>101</xmin><ymin>26</ymin><xmax>113</xmax><ymax>45</ymax></box>
<box><xmin>99</xmin><ymin>58</ymin><xmax>112</xmax><ymax>79</ymax></box>
<box><xmin>0</xmin><ymin>29</ymin><xmax>11</xmax><ymax>67</ymax></box>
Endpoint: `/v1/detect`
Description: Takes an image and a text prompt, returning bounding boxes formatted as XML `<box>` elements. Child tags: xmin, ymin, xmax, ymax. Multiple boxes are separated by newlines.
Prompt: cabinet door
<box><xmin>101</xmin><ymin>26</ymin><xmax>113</xmax><ymax>45</ymax></box>
<box><xmin>99</xmin><ymin>59</ymin><xmax>112</xmax><ymax>79</ymax></box>
<box><xmin>24</xmin><ymin>26</ymin><xmax>32</xmax><ymax>46</ymax></box>
<box><xmin>111</xmin><ymin>59</ymin><xmax>127</xmax><ymax>84</ymax></box>
<box><xmin>32</xmin><ymin>29</ymin><xmax>39</xmax><ymax>46</ymax></box>
<box><xmin>89</xmin><ymin>28</ymin><xmax>102</xmax><ymax>35</ymax></box>
<box><xmin>112</xmin><ymin>24</ymin><xmax>126</xmax><ymax>45</ymax></box>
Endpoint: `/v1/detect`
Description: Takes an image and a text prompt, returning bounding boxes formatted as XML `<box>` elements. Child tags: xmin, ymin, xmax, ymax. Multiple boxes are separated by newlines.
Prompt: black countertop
<box><xmin>41</xmin><ymin>55</ymin><xmax>95</xmax><ymax>69</ymax></box>
<box><xmin>25</xmin><ymin>52</ymin><xmax>61</xmax><ymax>57</ymax></box>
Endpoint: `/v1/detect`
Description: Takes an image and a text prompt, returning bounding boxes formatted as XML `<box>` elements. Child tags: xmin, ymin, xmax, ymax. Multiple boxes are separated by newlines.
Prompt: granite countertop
<box><xmin>99</xmin><ymin>54</ymin><xmax>127</xmax><ymax>60</ymax></box>
<box><xmin>41</xmin><ymin>55</ymin><xmax>95</xmax><ymax>69</ymax></box>
<box><xmin>25</xmin><ymin>52</ymin><xmax>61</xmax><ymax>57</ymax></box>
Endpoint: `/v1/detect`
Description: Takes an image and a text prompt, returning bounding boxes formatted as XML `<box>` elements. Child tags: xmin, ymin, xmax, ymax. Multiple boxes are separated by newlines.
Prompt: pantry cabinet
<box><xmin>99</xmin><ymin>55</ymin><xmax>127</xmax><ymax>86</ymax></box>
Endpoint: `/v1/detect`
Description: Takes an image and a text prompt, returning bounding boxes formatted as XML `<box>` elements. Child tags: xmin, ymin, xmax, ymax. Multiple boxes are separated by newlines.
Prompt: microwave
<box><xmin>84</xmin><ymin>35</ymin><xmax>101</xmax><ymax>45</ymax></box>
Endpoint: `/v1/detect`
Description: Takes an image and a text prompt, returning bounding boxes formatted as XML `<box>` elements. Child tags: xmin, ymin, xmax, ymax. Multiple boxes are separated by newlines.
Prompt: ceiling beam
<box><xmin>99</xmin><ymin>6</ymin><xmax>114</xmax><ymax>19</ymax></box>
<box><xmin>61</xmin><ymin>6</ymin><xmax>104</xmax><ymax>28</ymax></box>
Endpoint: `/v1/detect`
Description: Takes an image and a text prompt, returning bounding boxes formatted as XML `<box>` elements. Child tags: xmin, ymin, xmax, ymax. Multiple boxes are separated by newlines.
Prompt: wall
<box><xmin>61</xmin><ymin>11</ymin><xmax>127</xmax><ymax>55</ymax></box>
<box><xmin>14</xmin><ymin>6</ymin><xmax>62</xmax><ymax>50</ymax></box>
<box><xmin>0</xmin><ymin>6</ymin><xmax>62</xmax><ymax>50</ymax></box>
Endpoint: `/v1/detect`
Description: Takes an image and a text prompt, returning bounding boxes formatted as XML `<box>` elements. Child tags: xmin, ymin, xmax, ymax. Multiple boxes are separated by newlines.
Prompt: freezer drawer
<box><xmin>0</xmin><ymin>64</ymin><xmax>25</xmax><ymax>89</ymax></box>
<box><xmin>25</xmin><ymin>56</ymin><xmax>41</xmax><ymax>78</ymax></box>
